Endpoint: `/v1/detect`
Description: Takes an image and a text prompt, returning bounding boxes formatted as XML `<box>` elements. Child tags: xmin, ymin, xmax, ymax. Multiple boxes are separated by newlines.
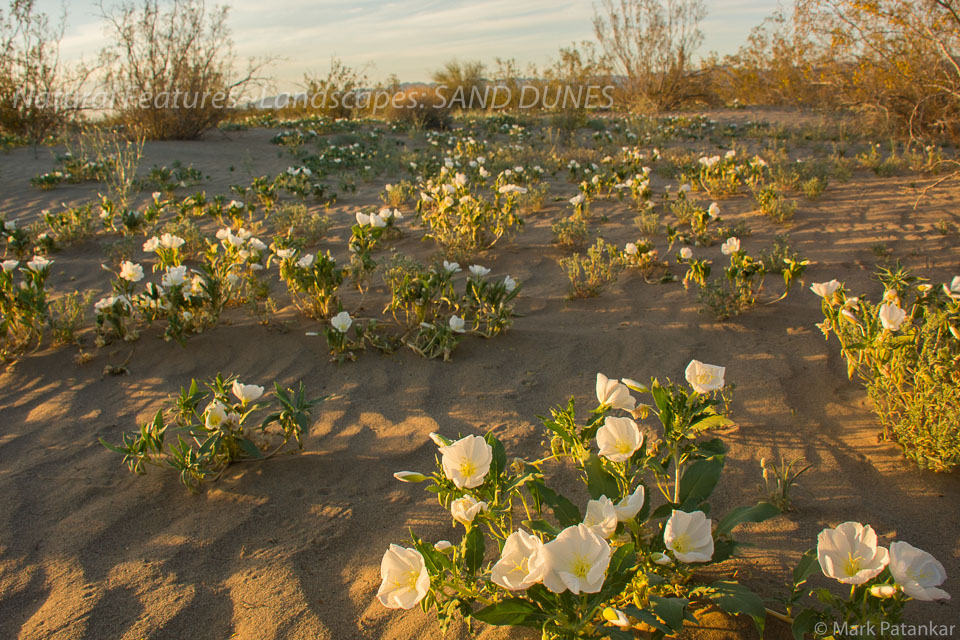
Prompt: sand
<box><xmin>1</xmin><ymin>110</ymin><xmax>958</xmax><ymax>639</ymax></box>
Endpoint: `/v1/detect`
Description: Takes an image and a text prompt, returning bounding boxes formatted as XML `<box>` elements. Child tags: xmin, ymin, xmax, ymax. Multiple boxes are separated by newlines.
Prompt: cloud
<box><xmin>37</xmin><ymin>0</ymin><xmax>782</xmax><ymax>87</ymax></box>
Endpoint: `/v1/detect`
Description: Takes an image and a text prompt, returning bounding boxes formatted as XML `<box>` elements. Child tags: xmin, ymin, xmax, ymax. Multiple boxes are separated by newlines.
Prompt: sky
<box><xmin>41</xmin><ymin>0</ymin><xmax>783</xmax><ymax>90</ymax></box>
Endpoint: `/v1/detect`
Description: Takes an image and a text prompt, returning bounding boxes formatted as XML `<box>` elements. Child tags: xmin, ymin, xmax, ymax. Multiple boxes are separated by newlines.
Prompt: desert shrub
<box><xmin>282</xmin><ymin>56</ymin><xmax>368</xmax><ymax>120</ymax></box>
<box><xmin>752</xmin><ymin>183</ymin><xmax>797</xmax><ymax>223</ymax></box>
<box><xmin>593</xmin><ymin>0</ymin><xmax>708</xmax><ymax>111</ymax></box>
<box><xmin>100</xmin><ymin>373</ymin><xmax>323</xmax><ymax>492</ymax></box>
<box><xmin>98</xmin><ymin>0</ymin><xmax>264</xmax><ymax>140</ymax></box>
<box><xmin>800</xmin><ymin>175</ymin><xmax>827</xmax><ymax>198</ymax></box>
<box><xmin>381</xmin><ymin>180</ymin><xmax>416</xmax><ymax>207</ymax></box>
<box><xmin>551</xmin><ymin>215</ymin><xmax>589</xmax><ymax>250</ymax></box>
<box><xmin>48</xmin><ymin>289</ymin><xmax>94</xmax><ymax>345</ymax></box>
<box><xmin>431</xmin><ymin>59</ymin><xmax>485</xmax><ymax>110</ymax></box>
<box><xmin>0</xmin><ymin>0</ymin><xmax>85</xmax><ymax>143</ymax></box>
<box><xmin>269</xmin><ymin>202</ymin><xmax>329</xmax><ymax>247</ymax></box>
<box><xmin>560</xmin><ymin>237</ymin><xmax>624</xmax><ymax>298</ymax></box>
<box><xmin>815</xmin><ymin>266</ymin><xmax>960</xmax><ymax>470</ymax></box>
<box><xmin>384</xmin><ymin>86</ymin><xmax>452</xmax><ymax>130</ymax></box>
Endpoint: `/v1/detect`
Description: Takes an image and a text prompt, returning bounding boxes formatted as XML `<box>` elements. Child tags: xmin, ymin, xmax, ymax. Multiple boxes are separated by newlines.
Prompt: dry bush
<box><xmin>0</xmin><ymin>0</ymin><xmax>87</xmax><ymax>143</ymax></box>
<box><xmin>278</xmin><ymin>57</ymin><xmax>369</xmax><ymax>119</ymax></box>
<box><xmin>383</xmin><ymin>85</ymin><xmax>451</xmax><ymax>130</ymax></box>
<box><xmin>796</xmin><ymin>0</ymin><xmax>960</xmax><ymax>140</ymax></box>
<box><xmin>98</xmin><ymin>0</ymin><xmax>266</xmax><ymax>140</ymax></box>
<box><xmin>432</xmin><ymin>59</ymin><xmax>485</xmax><ymax>110</ymax></box>
<box><xmin>593</xmin><ymin>0</ymin><xmax>709</xmax><ymax>111</ymax></box>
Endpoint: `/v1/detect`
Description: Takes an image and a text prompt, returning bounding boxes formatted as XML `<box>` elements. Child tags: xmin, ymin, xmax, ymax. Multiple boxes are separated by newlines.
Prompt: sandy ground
<box><xmin>1</xmin><ymin>110</ymin><xmax>959</xmax><ymax>639</ymax></box>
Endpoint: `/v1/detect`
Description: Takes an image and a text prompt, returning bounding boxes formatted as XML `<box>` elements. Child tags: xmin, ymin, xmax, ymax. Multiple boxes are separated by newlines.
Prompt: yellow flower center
<box><xmin>672</xmin><ymin>534</ymin><xmax>692</xmax><ymax>553</ymax></box>
<box><xmin>570</xmin><ymin>554</ymin><xmax>592</xmax><ymax>579</ymax></box>
<box><xmin>458</xmin><ymin>459</ymin><xmax>477</xmax><ymax>479</ymax></box>
<box><xmin>844</xmin><ymin>552</ymin><xmax>863</xmax><ymax>577</ymax></box>
<box><xmin>392</xmin><ymin>569</ymin><xmax>420</xmax><ymax>591</ymax></box>
<box><xmin>615</xmin><ymin>439</ymin><xmax>634</xmax><ymax>455</ymax></box>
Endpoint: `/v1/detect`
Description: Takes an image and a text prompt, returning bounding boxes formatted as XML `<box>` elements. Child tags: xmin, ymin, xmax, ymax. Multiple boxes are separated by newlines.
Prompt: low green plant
<box><xmin>560</xmin><ymin>238</ymin><xmax>624</xmax><ymax>298</ymax></box>
<box><xmin>815</xmin><ymin>266</ymin><xmax>960</xmax><ymax>470</ymax></box>
<box><xmin>100</xmin><ymin>374</ymin><xmax>324</xmax><ymax>492</ymax></box>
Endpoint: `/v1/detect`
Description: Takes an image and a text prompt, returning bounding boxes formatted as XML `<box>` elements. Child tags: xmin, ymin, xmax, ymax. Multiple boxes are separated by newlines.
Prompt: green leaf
<box><xmin>688</xmin><ymin>414</ymin><xmax>734</xmax><ymax>432</ymax></box>
<box><xmin>585</xmin><ymin>454</ymin><xmax>620</xmax><ymax>500</ymax></box>
<box><xmin>715</xmin><ymin>501</ymin><xmax>780</xmax><ymax>537</ymax></box>
<box><xmin>485</xmin><ymin>432</ymin><xmax>507</xmax><ymax>479</ymax></box>
<box><xmin>529</xmin><ymin>480</ymin><xmax>581</xmax><ymax>527</ymax></box>
<box><xmin>600</xmin><ymin>542</ymin><xmax>636</xmax><ymax>598</ymax></box>
<box><xmin>603</xmin><ymin>628</ymin><xmax>634</xmax><ymax>640</ymax></box>
<box><xmin>523</xmin><ymin>519</ymin><xmax>561</xmax><ymax>537</ymax></box>
<box><xmin>471</xmin><ymin>599</ymin><xmax>544</xmax><ymax>627</ymax></box>
<box><xmin>678</xmin><ymin>458</ymin><xmax>724</xmax><ymax>508</ymax></box>
<box><xmin>238</xmin><ymin>437</ymin><xmax>264</xmax><ymax>459</ymax></box>
<box><xmin>793</xmin><ymin>549</ymin><xmax>819</xmax><ymax>586</ymax></box>
<box><xmin>649</xmin><ymin>596</ymin><xmax>688</xmax><ymax>632</ymax></box>
<box><xmin>792</xmin><ymin>608</ymin><xmax>819</xmax><ymax>640</ymax></box>
<box><xmin>708</xmin><ymin>581</ymin><xmax>766</xmax><ymax>635</ymax></box>
<box><xmin>464</xmin><ymin>525</ymin><xmax>485</xmax><ymax>574</ymax></box>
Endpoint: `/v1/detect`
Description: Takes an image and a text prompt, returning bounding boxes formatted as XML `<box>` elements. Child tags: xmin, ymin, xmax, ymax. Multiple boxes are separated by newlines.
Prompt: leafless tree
<box><xmin>593</xmin><ymin>0</ymin><xmax>707</xmax><ymax>111</ymax></box>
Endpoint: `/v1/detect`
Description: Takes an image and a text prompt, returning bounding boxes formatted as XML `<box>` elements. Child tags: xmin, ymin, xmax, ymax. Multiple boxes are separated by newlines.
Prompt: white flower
<box><xmin>583</xmin><ymin>496</ymin><xmax>618</xmax><ymax>539</ymax></box>
<box><xmin>664</xmin><ymin>510</ymin><xmax>714</xmax><ymax>563</ymax></box>
<box><xmin>680</xmin><ymin>247</ymin><xmax>693</xmax><ymax>260</ymax></box>
<box><xmin>376</xmin><ymin>545</ymin><xmax>430</xmax><ymax>610</ymax></box>
<box><xmin>231</xmin><ymin>380</ymin><xmax>264</xmax><ymax>405</ymax></box>
<box><xmin>569</xmin><ymin>194</ymin><xmax>585</xmax><ymax>206</ymax></box>
<box><xmin>468</xmin><ymin>265</ymin><xmax>490</xmax><ymax>278</ymax></box>
<box><xmin>159</xmin><ymin>233</ymin><xmax>185</xmax><ymax>249</ymax></box>
<box><xmin>498</xmin><ymin>184</ymin><xmax>528</xmax><ymax>194</ymax></box>
<box><xmin>684</xmin><ymin>360</ymin><xmax>725</xmax><ymax>394</ymax></box>
<box><xmin>118</xmin><ymin>261</ymin><xmax>144</xmax><ymax>282</ymax></box>
<box><xmin>817</xmin><ymin>522</ymin><xmax>889</xmax><ymax>585</ymax></box>
<box><xmin>624</xmin><ymin>242</ymin><xmax>638</xmax><ymax>256</ymax></box>
<box><xmin>878</xmin><ymin>303</ymin><xmax>907</xmax><ymax>331</ymax></box>
<box><xmin>491</xmin><ymin>529</ymin><xmax>543</xmax><ymax>591</ymax></box>
<box><xmin>448</xmin><ymin>314</ymin><xmax>466</xmax><ymax>333</ymax></box>
<box><xmin>888</xmin><ymin>541</ymin><xmax>950</xmax><ymax>601</ymax></box>
<box><xmin>442</xmin><ymin>260</ymin><xmax>461</xmax><ymax>274</ymax></box>
<box><xmin>526</xmin><ymin>524</ymin><xmax>611</xmax><ymax>594</ymax></box>
<box><xmin>247</xmin><ymin>237</ymin><xmax>267</xmax><ymax>251</ymax></box>
<box><xmin>161</xmin><ymin>266</ymin><xmax>187</xmax><ymax>287</ymax></box>
<box><xmin>205</xmin><ymin>402</ymin><xmax>228</xmax><ymax>429</ymax></box>
<box><xmin>355</xmin><ymin>212</ymin><xmax>371</xmax><ymax>226</ymax></box>
<box><xmin>331</xmin><ymin>311</ymin><xmax>352</xmax><ymax>333</ymax></box>
<box><xmin>944</xmin><ymin>275</ymin><xmax>960</xmax><ymax>297</ymax></box>
<box><xmin>614</xmin><ymin>486</ymin><xmax>645</xmax><ymax>522</ymax></box>
<box><xmin>708</xmin><ymin>202</ymin><xmax>720</xmax><ymax>218</ymax></box>
<box><xmin>296</xmin><ymin>253</ymin><xmax>315</xmax><ymax>269</ymax></box>
<box><xmin>596</xmin><ymin>416</ymin><xmax>643</xmax><ymax>463</ymax></box>
<box><xmin>450</xmin><ymin>495</ymin><xmax>488</xmax><ymax>526</ymax></box>
<box><xmin>595</xmin><ymin>373</ymin><xmax>636</xmax><ymax>412</ymax></box>
<box><xmin>276</xmin><ymin>248</ymin><xmax>295</xmax><ymax>260</ymax></box>
<box><xmin>720</xmin><ymin>237</ymin><xmax>740</xmax><ymax>255</ymax></box>
<box><xmin>26</xmin><ymin>256</ymin><xmax>51</xmax><ymax>271</ymax></box>
<box><xmin>142</xmin><ymin>237</ymin><xmax>160</xmax><ymax>252</ymax></box>
<box><xmin>810</xmin><ymin>280</ymin><xmax>841</xmax><ymax>299</ymax></box>
<box><xmin>503</xmin><ymin>275</ymin><xmax>517</xmax><ymax>292</ymax></box>
<box><xmin>679</xmin><ymin>183</ymin><xmax>692</xmax><ymax>193</ymax></box>
<box><xmin>2</xmin><ymin>259</ymin><xmax>18</xmax><ymax>272</ymax></box>
<box><xmin>438</xmin><ymin>434</ymin><xmax>492</xmax><ymax>489</ymax></box>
